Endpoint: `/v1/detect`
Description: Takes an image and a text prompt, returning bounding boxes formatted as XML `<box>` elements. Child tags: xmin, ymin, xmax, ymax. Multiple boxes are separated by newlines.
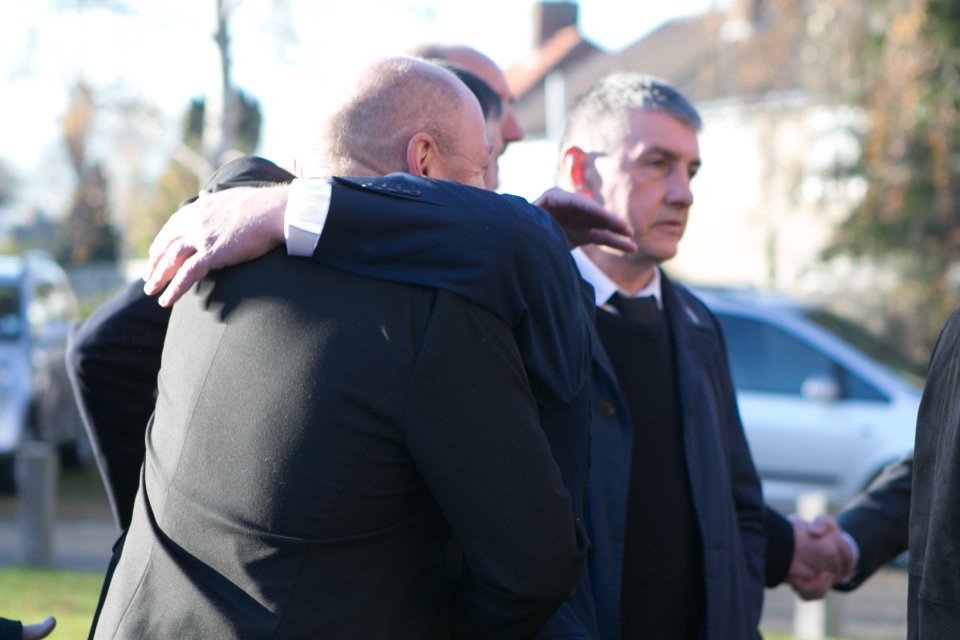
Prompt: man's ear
<box><xmin>406</xmin><ymin>132</ymin><xmax>439</xmax><ymax>178</ymax></box>
<box><xmin>560</xmin><ymin>145</ymin><xmax>594</xmax><ymax>196</ymax></box>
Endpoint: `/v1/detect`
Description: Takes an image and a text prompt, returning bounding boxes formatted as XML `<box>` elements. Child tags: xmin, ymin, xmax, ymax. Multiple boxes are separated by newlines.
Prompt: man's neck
<box><xmin>583</xmin><ymin>246</ymin><xmax>657</xmax><ymax>296</ymax></box>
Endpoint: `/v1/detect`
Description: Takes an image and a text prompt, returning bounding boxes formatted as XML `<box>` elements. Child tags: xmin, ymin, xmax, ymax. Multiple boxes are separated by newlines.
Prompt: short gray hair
<box><xmin>561</xmin><ymin>73</ymin><xmax>701</xmax><ymax>152</ymax></box>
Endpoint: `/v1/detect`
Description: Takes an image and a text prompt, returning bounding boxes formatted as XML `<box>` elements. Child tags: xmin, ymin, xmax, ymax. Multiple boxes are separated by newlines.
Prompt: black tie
<box><xmin>609</xmin><ymin>293</ymin><xmax>660</xmax><ymax>324</ymax></box>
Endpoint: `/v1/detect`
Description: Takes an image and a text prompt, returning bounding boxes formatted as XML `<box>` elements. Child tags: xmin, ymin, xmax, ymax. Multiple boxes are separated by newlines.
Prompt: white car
<box><xmin>691</xmin><ymin>286</ymin><xmax>922</xmax><ymax>510</ymax></box>
<box><xmin>0</xmin><ymin>251</ymin><xmax>85</xmax><ymax>489</ymax></box>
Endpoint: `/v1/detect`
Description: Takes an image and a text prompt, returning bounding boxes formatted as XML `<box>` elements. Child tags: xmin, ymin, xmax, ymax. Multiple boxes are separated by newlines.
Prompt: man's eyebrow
<box><xmin>641</xmin><ymin>145</ymin><xmax>678</xmax><ymax>159</ymax></box>
<box><xmin>642</xmin><ymin>145</ymin><xmax>701</xmax><ymax>167</ymax></box>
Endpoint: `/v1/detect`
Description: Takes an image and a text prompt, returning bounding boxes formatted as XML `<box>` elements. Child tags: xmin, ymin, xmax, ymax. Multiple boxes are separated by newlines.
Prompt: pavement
<box><xmin>0</xmin><ymin>513</ymin><xmax>909</xmax><ymax>638</ymax></box>
<box><xmin>0</xmin><ymin>514</ymin><xmax>117</xmax><ymax>572</ymax></box>
<box><xmin>762</xmin><ymin>568</ymin><xmax>908</xmax><ymax>639</ymax></box>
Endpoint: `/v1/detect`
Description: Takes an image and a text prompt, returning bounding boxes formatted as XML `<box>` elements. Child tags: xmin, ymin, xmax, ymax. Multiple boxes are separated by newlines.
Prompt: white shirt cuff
<box><xmin>284</xmin><ymin>178</ymin><xmax>333</xmax><ymax>257</ymax></box>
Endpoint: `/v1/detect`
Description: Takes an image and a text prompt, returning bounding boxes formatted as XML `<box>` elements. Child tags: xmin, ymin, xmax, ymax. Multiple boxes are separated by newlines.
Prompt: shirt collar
<box><xmin>571</xmin><ymin>248</ymin><xmax>663</xmax><ymax>310</ymax></box>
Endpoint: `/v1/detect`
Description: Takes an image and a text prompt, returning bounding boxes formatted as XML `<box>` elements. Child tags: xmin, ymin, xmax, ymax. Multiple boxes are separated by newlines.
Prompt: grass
<box><xmin>0</xmin><ymin>567</ymin><xmax>104</xmax><ymax>638</ymax></box>
<box><xmin>0</xmin><ymin>461</ymin><xmax>110</xmax><ymax>636</ymax></box>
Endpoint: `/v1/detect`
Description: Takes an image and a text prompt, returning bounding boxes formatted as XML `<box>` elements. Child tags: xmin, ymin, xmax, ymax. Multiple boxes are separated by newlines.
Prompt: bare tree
<box><xmin>60</xmin><ymin>81</ymin><xmax>118</xmax><ymax>264</ymax></box>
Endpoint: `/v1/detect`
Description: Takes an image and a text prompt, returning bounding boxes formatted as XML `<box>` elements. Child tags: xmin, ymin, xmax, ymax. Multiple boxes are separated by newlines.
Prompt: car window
<box><xmin>717</xmin><ymin>313</ymin><xmax>886</xmax><ymax>402</ymax></box>
<box><xmin>801</xmin><ymin>308</ymin><xmax>926</xmax><ymax>387</ymax></box>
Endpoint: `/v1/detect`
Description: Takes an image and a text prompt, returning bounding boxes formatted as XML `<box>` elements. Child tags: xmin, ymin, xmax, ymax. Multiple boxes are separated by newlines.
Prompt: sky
<box><xmin>0</xmin><ymin>0</ymin><xmax>730</xmax><ymax>215</ymax></box>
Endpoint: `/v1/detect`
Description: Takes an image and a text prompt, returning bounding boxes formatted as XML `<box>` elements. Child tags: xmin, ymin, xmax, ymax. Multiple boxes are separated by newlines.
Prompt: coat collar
<box><xmin>661</xmin><ymin>275</ymin><xmax>716</xmax><ymax>414</ymax></box>
<box><xmin>571</xmin><ymin>249</ymin><xmax>663</xmax><ymax>310</ymax></box>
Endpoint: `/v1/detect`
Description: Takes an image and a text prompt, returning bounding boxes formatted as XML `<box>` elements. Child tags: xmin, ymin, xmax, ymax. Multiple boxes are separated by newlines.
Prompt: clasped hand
<box><xmin>786</xmin><ymin>514</ymin><xmax>856</xmax><ymax>600</ymax></box>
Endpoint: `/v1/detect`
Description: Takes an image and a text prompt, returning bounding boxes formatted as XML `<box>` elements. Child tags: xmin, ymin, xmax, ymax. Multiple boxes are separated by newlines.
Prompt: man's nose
<box><xmin>667</xmin><ymin>171</ymin><xmax>694</xmax><ymax>208</ymax></box>
<box><xmin>501</xmin><ymin>109</ymin><xmax>524</xmax><ymax>145</ymax></box>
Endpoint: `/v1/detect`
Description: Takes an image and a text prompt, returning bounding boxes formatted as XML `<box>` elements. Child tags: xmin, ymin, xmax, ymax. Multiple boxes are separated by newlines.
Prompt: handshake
<box><xmin>787</xmin><ymin>514</ymin><xmax>857</xmax><ymax>600</ymax></box>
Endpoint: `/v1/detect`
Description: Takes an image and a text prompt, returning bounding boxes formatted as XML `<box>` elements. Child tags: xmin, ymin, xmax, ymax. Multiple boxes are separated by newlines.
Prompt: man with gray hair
<box><xmin>549</xmin><ymin>72</ymin><xmax>764</xmax><ymax>639</ymax></box>
<box><xmin>91</xmin><ymin>56</ymin><xmax>587</xmax><ymax>639</ymax></box>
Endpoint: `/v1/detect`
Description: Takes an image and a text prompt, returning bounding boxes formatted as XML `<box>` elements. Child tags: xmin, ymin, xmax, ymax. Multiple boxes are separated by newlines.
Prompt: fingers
<box><xmin>158</xmin><ymin>254</ymin><xmax>211</xmax><ymax>308</ymax></box>
<box><xmin>532</xmin><ymin>187</ymin><xmax>565</xmax><ymax>209</ymax></box>
<box><xmin>589</xmin><ymin>207</ymin><xmax>632</xmax><ymax>237</ymax></box>
<box><xmin>808</xmin><ymin>514</ymin><xmax>839</xmax><ymax>537</ymax></box>
<box><xmin>145</xmin><ymin>205</ymin><xmax>194</xmax><ymax>280</ymax></box>
<box><xmin>836</xmin><ymin>532</ymin><xmax>856</xmax><ymax>578</ymax></box>
<box><xmin>534</xmin><ymin>188</ymin><xmax>634</xmax><ymax>248</ymax></box>
<box><xmin>144</xmin><ymin>240</ymin><xmax>197</xmax><ymax>297</ymax></box>
<box><xmin>142</xmin><ymin>186</ymin><xmax>288</xmax><ymax>305</ymax></box>
<box><xmin>22</xmin><ymin>616</ymin><xmax>56</xmax><ymax>640</ymax></box>
<box><xmin>588</xmin><ymin>229</ymin><xmax>639</xmax><ymax>253</ymax></box>
<box><xmin>791</xmin><ymin>573</ymin><xmax>834</xmax><ymax>601</ymax></box>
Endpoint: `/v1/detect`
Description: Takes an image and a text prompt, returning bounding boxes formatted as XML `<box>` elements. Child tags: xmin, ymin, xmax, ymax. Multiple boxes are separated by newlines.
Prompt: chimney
<box><xmin>533</xmin><ymin>1</ymin><xmax>578</xmax><ymax>46</ymax></box>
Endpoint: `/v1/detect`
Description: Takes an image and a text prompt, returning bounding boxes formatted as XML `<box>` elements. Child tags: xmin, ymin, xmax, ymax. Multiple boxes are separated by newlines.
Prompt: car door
<box><xmin>714</xmin><ymin>311</ymin><xmax>892</xmax><ymax>506</ymax></box>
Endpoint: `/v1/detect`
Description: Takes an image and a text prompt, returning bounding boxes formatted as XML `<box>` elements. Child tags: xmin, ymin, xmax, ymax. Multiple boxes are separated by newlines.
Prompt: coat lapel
<box><xmin>662</xmin><ymin>275</ymin><xmax>715</xmax><ymax>416</ymax></box>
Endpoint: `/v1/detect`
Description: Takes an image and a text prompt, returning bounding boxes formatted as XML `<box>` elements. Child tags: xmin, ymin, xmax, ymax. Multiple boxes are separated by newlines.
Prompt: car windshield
<box><xmin>801</xmin><ymin>308</ymin><xmax>926</xmax><ymax>388</ymax></box>
<box><xmin>0</xmin><ymin>285</ymin><xmax>20</xmax><ymax>340</ymax></box>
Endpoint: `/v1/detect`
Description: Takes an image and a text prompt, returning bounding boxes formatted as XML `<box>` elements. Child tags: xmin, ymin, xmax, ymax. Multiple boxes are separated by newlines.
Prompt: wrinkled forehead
<box><xmin>619</xmin><ymin>109</ymin><xmax>700</xmax><ymax>157</ymax></box>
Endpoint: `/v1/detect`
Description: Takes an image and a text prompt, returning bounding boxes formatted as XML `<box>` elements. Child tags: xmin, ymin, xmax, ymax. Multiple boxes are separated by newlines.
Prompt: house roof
<box><xmin>505</xmin><ymin>25</ymin><xmax>602</xmax><ymax>99</ymax></box>
<box><xmin>509</xmin><ymin>9</ymin><xmax>817</xmax><ymax>136</ymax></box>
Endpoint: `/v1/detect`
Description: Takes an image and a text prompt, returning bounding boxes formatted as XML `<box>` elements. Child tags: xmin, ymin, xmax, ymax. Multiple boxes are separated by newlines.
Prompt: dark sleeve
<box><xmin>0</xmin><ymin>617</ymin><xmax>22</xmax><ymax>640</ymax></box>
<box><xmin>202</xmin><ymin>165</ymin><xmax>590</xmax><ymax>408</ymax></box>
<box><xmin>764</xmin><ymin>505</ymin><xmax>796</xmax><ymax>587</ymax></box>
<box><xmin>319</xmin><ymin>175</ymin><xmax>592</xmax><ymax>409</ymax></box>
<box><xmin>711</xmin><ymin>308</ymin><xmax>765</xmax><ymax>625</ymax></box>
<box><xmin>197</xmin><ymin>163</ymin><xmax>588</xmax><ymax>409</ymax></box>
<box><xmin>66</xmin><ymin>281</ymin><xmax>171</xmax><ymax>530</ymax></box>
<box><xmin>727</xmin><ymin>397</ymin><xmax>765</xmax><ymax>625</ymax></box>
<box><xmin>834</xmin><ymin>451</ymin><xmax>912</xmax><ymax>591</ymax></box>
<box><xmin>318</xmin><ymin>176</ymin><xmax>595</xmax><ymax>519</ymax></box>
<box><xmin>401</xmin><ymin>292</ymin><xmax>587</xmax><ymax>639</ymax></box>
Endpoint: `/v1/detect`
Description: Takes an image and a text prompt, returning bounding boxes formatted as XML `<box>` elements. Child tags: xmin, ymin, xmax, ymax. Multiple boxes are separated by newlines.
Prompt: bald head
<box><xmin>301</xmin><ymin>56</ymin><xmax>489</xmax><ymax>187</ymax></box>
<box><xmin>407</xmin><ymin>45</ymin><xmax>503</xmax><ymax>98</ymax></box>
<box><xmin>407</xmin><ymin>45</ymin><xmax>524</xmax><ymax>185</ymax></box>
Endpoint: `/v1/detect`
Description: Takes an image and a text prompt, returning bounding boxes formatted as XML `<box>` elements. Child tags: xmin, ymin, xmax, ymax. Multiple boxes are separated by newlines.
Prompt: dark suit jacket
<box><xmin>94</xmin><ymin>248</ymin><xmax>585</xmax><ymax>639</ymax></box>
<box><xmin>836</xmin><ymin>451</ymin><xmax>911</xmax><ymax>590</ymax></box>
<box><xmin>909</xmin><ymin>305</ymin><xmax>960</xmax><ymax>639</ymax></box>
<box><xmin>544</xmin><ymin>273</ymin><xmax>765</xmax><ymax>639</ymax></box>
<box><xmin>67</xmin><ymin>158</ymin><xmax>299</xmax><ymax>530</ymax></box>
<box><xmin>68</xmin><ymin>158</ymin><xmax>593</xmax><ymax>531</ymax></box>
<box><xmin>764</xmin><ymin>505</ymin><xmax>796</xmax><ymax>587</ymax></box>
